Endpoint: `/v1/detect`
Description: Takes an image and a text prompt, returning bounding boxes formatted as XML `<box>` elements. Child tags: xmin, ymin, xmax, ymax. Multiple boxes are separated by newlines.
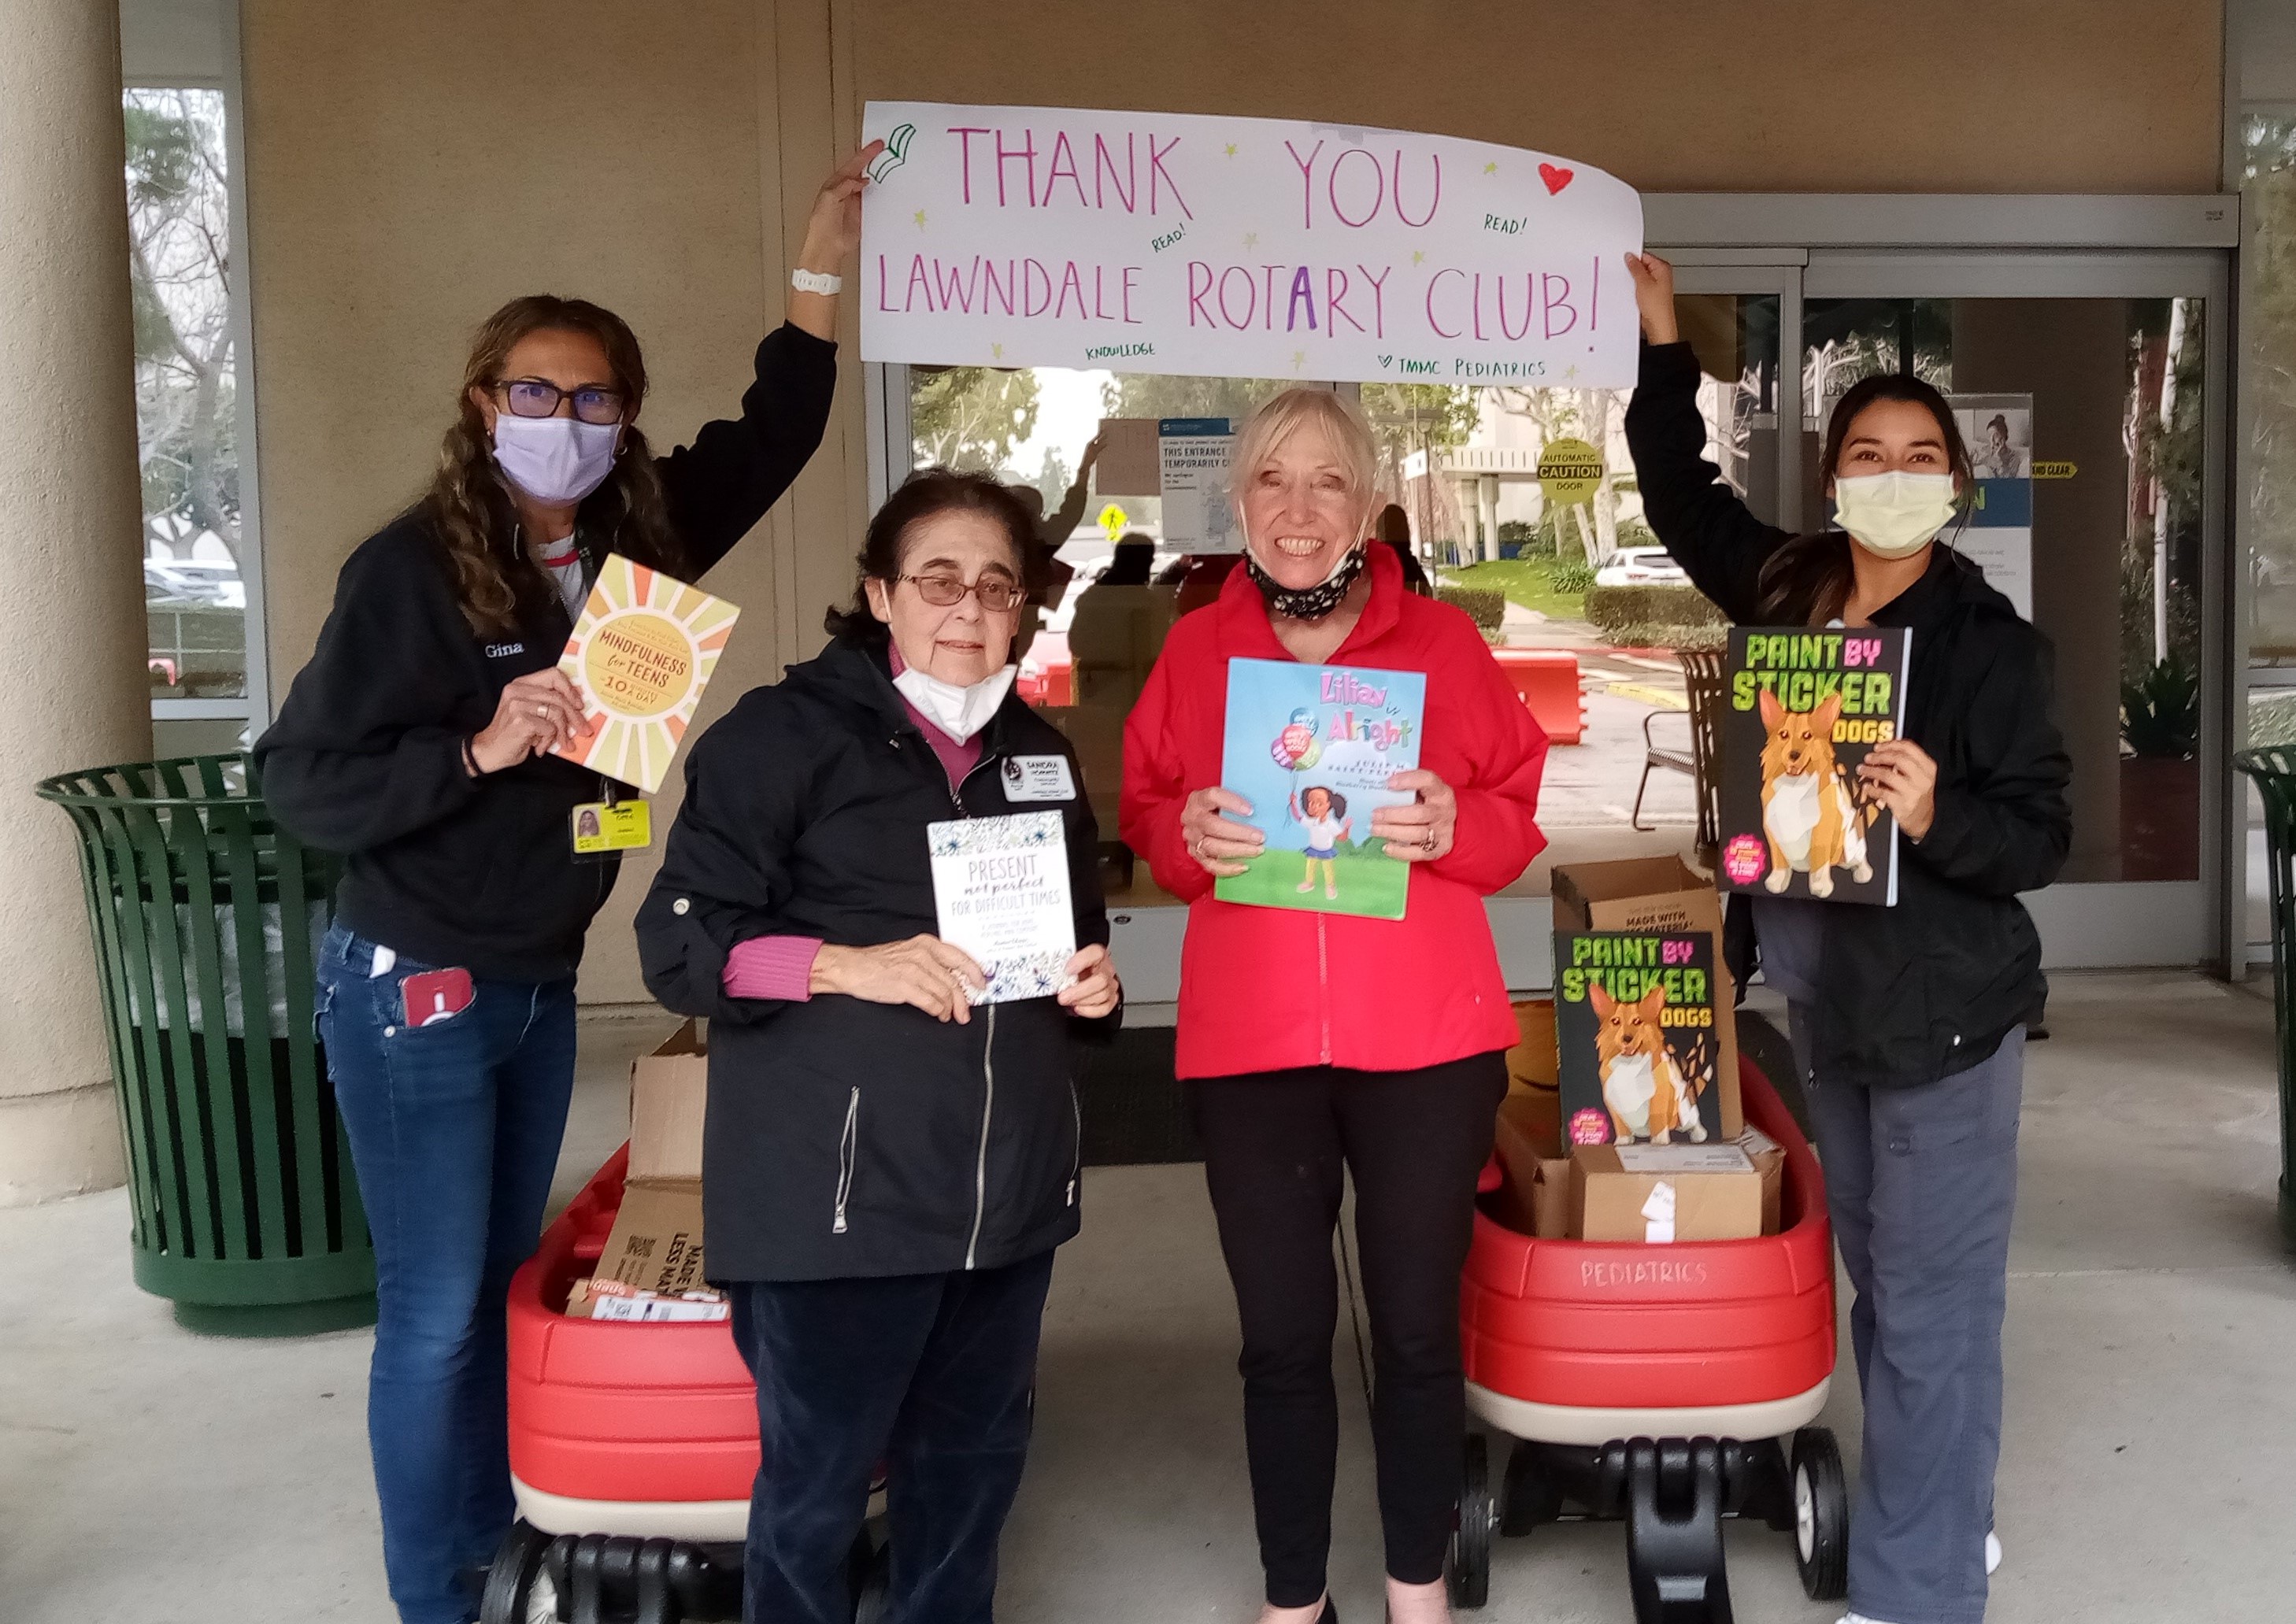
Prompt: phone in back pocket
<box><xmin>402</xmin><ymin>967</ymin><xmax>475</xmax><ymax>1027</ymax></box>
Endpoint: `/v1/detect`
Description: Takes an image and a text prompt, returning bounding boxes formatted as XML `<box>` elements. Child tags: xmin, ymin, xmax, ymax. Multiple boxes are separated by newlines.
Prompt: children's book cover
<box><xmin>1717</xmin><ymin>627</ymin><xmax>1911</xmax><ymax>906</ymax></box>
<box><xmin>554</xmin><ymin>555</ymin><xmax>740</xmax><ymax>795</ymax></box>
<box><xmin>1215</xmin><ymin>657</ymin><xmax>1426</xmax><ymax>920</ymax></box>
<box><xmin>1554</xmin><ymin>930</ymin><xmax>1722</xmax><ymax>1146</ymax></box>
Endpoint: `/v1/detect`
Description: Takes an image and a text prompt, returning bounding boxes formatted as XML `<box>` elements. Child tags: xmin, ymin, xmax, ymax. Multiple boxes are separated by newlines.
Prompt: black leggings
<box><xmin>1189</xmin><ymin>1052</ymin><xmax>1508</xmax><ymax>1607</ymax></box>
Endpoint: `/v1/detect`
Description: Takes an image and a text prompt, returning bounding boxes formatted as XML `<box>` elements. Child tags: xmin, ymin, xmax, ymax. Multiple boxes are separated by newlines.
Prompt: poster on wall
<box><xmin>858</xmin><ymin>102</ymin><xmax>1644</xmax><ymax>388</ymax></box>
<box><xmin>1950</xmin><ymin>393</ymin><xmax>2035</xmax><ymax>620</ymax></box>
<box><xmin>1157</xmin><ymin>417</ymin><xmax>1237</xmax><ymax>551</ymax></box>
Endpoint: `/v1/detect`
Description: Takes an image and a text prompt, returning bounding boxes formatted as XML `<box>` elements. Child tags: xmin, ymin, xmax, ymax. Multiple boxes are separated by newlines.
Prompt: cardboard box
<box><xmin>1736</xmin><ymin>1126</ymin><xmax>1786</xmax><ymax>1236</ymax></box>
<box><xmin>630</xmin><ymin>1022</ymin><xmax>708</xmax><ymax>1182</ymax></box>
<box><xmin>1490</xmin><ymin>1086</ymin><xmax>1571</xmax><ymax>1239</ymax></box>
<box><xmin>1551</xmin><ymin>858</ymin><xmax>1742</xmax><ymax>1138</ymax></box>
<box><xmin>1571</xmin><ymin>1142</ymin><xmax>1763</xmax><ymax>1243</ymax></box>
<box><xmin>565</xmin><ymin>1278</ymin><xmax>728</xmax><ymax>1322</ymax></box>
<box><xmin>570</xmin><ymin>1177</ymin><xmax>711</xmax><ymax>1319</ymax></box>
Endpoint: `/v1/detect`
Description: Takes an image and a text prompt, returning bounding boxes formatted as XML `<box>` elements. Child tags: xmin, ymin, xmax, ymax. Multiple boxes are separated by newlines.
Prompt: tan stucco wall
<box><xmin>240</xmin><ymin>0</ymin><xmax>2224</xmax><ymax>1002</ymax></box>
<box><xmin>856</xmin><ymin>0</ymin><xmax>2225</xmax><ymax>194</ymax></box>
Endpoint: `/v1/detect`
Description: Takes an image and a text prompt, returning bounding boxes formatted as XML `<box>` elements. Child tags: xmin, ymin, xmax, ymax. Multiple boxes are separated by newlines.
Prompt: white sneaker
<box><xmin>1838</xmin><ymin>1614</ymin><xmax>1898</xmax><ymax>1624</ymax></box>
<box><xmin>1987</xmin><ymin>1531</ymin><xmax>2003</xmax><ymax>1576</ymax></box>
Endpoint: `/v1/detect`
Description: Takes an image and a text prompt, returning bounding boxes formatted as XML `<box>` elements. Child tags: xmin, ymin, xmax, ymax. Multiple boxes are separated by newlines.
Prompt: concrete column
<box><xmin>1479</xmin><ymin>474</ymin><xmax>1502</xmax><ymax>562</ymax></box>
<box><xmin>0</xmin><ymin>0</ymin><xmax>154</xmax><ymax>1204</ymax></box>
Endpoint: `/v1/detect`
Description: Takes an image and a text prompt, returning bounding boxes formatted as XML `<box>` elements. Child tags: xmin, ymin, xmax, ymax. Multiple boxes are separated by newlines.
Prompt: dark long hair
<box><xmin>824</xmin><ymin>468</ymin><xmax>1039</xmax><ymax>644</ymax></box>
<box><xmin>1755</xmin><ymin>373</ymin><xmax>1974</xmax><ymax>624</ymax></box>
<box><xmin>423</xmin><ymin>295</ymin><xmax>680</xmax><ymax>637</ymax></box>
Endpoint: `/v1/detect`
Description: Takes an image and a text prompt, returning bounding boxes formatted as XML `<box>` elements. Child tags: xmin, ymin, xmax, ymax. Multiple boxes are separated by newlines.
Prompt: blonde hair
<box><xmin>1229</xmin><ymin>388</ymin><xmax>1379</xmax><ymax>518</ymax></box>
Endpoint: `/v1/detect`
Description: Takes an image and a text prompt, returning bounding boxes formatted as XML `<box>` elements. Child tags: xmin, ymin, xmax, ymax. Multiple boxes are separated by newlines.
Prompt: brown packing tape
<box><xmin>1551</xmin><ymin>859</ymin><xmax>1742</xmax><ymax>1139</ymax></box>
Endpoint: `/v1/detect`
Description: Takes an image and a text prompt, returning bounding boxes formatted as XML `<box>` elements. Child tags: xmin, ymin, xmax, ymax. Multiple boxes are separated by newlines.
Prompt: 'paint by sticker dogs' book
<box><xmin>1717</xmin><ymin>626</ymin><xmax>1911</xmax><ymax>906</ymax></box>
<box><xmin>1216</xmin><ymin>657</ymin><xmax>1426</xmax><ymax>920</ymax></box>
<box><xmin>1554</xmin><ymin>930</ymin><xmax>1723</xmax><ymax>1147</ymax></box>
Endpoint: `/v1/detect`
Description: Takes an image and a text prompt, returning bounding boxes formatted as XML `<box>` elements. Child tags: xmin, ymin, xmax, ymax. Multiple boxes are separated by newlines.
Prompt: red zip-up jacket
<box><xmin>1121</xmin><ymin>545</ymin><xmax>1549</xmax><ymax>1079</ymax></box>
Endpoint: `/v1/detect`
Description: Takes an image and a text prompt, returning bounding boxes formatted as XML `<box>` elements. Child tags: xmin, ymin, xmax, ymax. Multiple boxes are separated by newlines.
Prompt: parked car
<box><xmin>145</xmin><ymin>557</ymin><xmax>246</xmax><ymax>609</ymax></box>
<box><xmin>1593</xmin><ymin>546</ymin><xmax>1688</xmax><ymax>588</ymax></box>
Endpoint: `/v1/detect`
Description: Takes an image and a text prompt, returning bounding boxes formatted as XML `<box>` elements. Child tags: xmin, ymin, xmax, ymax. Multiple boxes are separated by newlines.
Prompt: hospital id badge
<box><xmin>571</xmin><ymin>798</ymin><xmax>650</xmax><ymax>860</ymax></box>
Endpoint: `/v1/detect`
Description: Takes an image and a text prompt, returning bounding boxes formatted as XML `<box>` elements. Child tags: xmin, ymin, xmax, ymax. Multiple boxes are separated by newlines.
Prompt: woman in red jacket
<box><xmin>1121</xmin><ymin>389</ymin><xmax>1548</xmax><ymax>1624</ymax></box>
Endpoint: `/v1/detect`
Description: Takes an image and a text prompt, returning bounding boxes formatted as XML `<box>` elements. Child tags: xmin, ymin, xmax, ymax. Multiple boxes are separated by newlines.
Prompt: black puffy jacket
<box><xmin>635</xmin><ymin>634</ymin><xmax>1114</xmax><ymax>1282</ymax></box>
<box><xmin>1624</xmin><ymin>341</ymin><xmax>2073</xmax><ymax>1088</ymax></box>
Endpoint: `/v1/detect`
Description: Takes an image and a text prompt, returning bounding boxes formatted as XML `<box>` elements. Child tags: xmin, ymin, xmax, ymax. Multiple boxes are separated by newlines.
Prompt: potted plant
<box><xmin>2120</xmin><ymin>657</ymin><xmax>2199</xmax><ymax>882</ymax></box>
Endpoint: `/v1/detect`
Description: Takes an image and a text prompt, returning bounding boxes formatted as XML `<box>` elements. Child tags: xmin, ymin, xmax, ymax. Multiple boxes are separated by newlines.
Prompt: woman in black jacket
<box><xmin>254</xmin><ymin>146</ymin><xmax>876</xmax><ymax>1624</ymax></box>
<box><xmin>636</xmin><ymin>469</ymin><xmax>1120</xmax><ymax>1624</ymax></box>
<box><xmin>1623</xmin><ymin>253</ymin><xmax>2071</xmax><ymax>1624</ymax></box>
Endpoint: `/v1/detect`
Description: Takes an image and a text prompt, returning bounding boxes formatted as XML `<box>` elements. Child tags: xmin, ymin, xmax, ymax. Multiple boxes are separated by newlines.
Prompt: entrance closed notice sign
<box><xmin>859</xmin><ymin>102</ymin><xmax>1644</xmax><ymax>389</ymax></box>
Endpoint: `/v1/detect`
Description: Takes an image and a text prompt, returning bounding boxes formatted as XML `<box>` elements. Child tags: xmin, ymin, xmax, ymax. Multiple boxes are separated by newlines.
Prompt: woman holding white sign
<box><xmin>1123</xmin><ymin>389</ymin><xmax>1549</xmax><ymax>1624</ymax></box>
<box><xmin>1624</xmin><ymin>252</ymin><xmax>2070</xmax><ymax>1624</ymax></box>
<box><xmin>638</xmin><ymin>468</ymin><xmax>1118</xmax><ymax>1624</ymax></box>
<box><xmin>254</xmin><ymin>145</ymin><xmax>876</xmax><ymax>1624</ymax></box>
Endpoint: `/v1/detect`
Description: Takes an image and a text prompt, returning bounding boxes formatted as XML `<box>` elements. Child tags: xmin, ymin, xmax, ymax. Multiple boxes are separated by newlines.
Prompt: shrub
<box><xmin>2122</xmin><ymin>657</ymin><xmax>2198</xmax><ymax>758</ymax></box>
<box><xmin>1437</xmin><ymin>586</ymin><xmax>1507</xmax><ymax>631</ymax></box>
<box><xmin>1584</xmin><ymin>582</ymin><xmax>1726</xmax><ymax>640</ymax></box>
<box><xmin>1602</xmin><ymin>621</ymin><xmax>1730</xmax><ymax>653</ymax></box>
<box><xmin>1550</xmin><ymin>560</ymin><xmax>1594</xmax><ymax>595</ymax></box>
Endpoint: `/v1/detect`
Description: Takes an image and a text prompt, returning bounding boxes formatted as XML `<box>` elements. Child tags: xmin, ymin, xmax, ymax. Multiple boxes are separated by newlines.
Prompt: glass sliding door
<box><xmin>1802</xmin><ymin>251</ymin><xmax>2231</xmax><ymax>967</ymax></box>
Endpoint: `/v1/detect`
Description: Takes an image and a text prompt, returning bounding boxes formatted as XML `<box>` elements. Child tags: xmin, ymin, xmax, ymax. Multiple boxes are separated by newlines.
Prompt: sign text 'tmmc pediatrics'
<box><xmin>858</xmin><ymin>102</ymin><xmax>1645</xmax><ymax>390</ymax></box>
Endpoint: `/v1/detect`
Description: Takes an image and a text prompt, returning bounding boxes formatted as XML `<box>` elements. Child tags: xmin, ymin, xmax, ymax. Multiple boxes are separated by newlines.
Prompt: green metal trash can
<box><xmin>35</xmin><ymin>753</ymin><xmax>376</xmax><ymax>1334</ymax></box>
<box><xmin>2232</xmin><ymin>747</ymin><xmax>2296</xmax><ymax>1252</ymax></box>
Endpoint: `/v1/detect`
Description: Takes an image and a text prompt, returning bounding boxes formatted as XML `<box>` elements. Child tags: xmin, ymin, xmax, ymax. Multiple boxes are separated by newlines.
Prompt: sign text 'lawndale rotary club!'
<box><xmin>857</xmin><ymin>102</ymin><xmax>1645</xmax><ymax>389</ymax></box>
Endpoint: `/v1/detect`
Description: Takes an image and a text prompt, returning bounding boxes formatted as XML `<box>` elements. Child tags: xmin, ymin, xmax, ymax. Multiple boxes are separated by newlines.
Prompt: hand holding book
<box><xmin>1857</xmin><ymin>738</ymin><xmax>1937</xmax><ymax>842</ymax></box>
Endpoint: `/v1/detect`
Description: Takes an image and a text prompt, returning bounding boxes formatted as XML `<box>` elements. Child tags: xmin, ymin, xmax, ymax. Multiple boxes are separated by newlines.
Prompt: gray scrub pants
<box><xmin>1788</xmin><ymin>1008</ymin><xmax>2024</xmax><ymax>1624</ymax></box>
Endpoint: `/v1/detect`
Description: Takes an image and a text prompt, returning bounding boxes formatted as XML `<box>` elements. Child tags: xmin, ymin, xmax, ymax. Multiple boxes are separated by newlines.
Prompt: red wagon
<box><xmin>1446</xmin><ymin>1058</ymin><xmax>1850</xmax><ymax>1620</ymax></box>
<box><xmin>479</xmin><ymin>1145</ymin><xmax>885</xmax><ymax>1624</ymax></box>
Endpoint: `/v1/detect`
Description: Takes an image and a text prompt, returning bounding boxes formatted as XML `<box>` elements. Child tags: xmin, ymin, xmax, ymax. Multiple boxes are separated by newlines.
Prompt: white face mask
<box><xmin>893</xmin><ymin>661</ymin><xmax>1016</xmax><ymax>743</ymax></box>
<box><xmin>492</xmin><ymin>412</ymin><xmax>620</xmax><ymax>506</ymax></box>
<box><xmin>1831</xmin><ymin>472</ymin><xmax>1958</xmax><ymax>560</ymax></box>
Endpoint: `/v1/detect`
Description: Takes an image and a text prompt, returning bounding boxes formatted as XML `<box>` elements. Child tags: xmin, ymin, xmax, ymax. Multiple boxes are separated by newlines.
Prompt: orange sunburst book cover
<box><xmin>553</xmin><ymin>555</ymin><xmax>740</xmax><ymax>794</ymax></box>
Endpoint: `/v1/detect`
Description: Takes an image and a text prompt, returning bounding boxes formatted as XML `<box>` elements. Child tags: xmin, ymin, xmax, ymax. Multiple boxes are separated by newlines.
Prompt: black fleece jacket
<box><xmin>636</xmin><ymin>635</ymin><xmax>1114</xmax><ymax>1282</ymax></box>
<box><xmin>1624</xmin><ymin>340</ymin><xmax>2073</xmax><ymax>1088</ymax></box>
<box><xmin>254</xmin><ymin>322</ymin><xmax>838</xmax><ymax>982</ymax></box>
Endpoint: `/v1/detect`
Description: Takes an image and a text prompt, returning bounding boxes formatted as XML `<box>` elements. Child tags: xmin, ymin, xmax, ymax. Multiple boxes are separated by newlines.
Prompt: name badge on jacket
<box><xmin>1002</xmin><ymin>754</ymin><xmax>1076</xmax><ymax>803</ymax></box>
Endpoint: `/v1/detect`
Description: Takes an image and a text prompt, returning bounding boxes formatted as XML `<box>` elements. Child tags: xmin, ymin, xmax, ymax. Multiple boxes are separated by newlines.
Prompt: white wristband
<box><xmin>791</xmin><ymin>268</ymin><xmax>842</xmax><ymax>296</ymax></box>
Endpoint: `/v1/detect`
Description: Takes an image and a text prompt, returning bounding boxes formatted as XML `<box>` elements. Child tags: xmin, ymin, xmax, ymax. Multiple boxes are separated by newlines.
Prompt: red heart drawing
<box><xmin>1539</xmin><ymin>163</ymin><xmax>1574</xmax><ymax>194</ymax></box>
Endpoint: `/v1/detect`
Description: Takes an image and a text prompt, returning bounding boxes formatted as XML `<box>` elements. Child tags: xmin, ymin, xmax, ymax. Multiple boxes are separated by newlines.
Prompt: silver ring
<box><xmin>1421</xmin><ymin>830</ymin><xmax>1437</xmax><ymax>852</ymax></box>
<box><xmin>535</xmin><ymin>702</ymin><xmax>548</xmax><ymax>719</ymax></box>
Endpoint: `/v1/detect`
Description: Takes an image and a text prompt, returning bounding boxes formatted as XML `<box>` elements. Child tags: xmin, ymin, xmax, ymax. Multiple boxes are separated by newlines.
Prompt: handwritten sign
<box><xmin>860</xmin><ymin>102</ymin><xmax>1643</xmax><ymax>388</ymax></box>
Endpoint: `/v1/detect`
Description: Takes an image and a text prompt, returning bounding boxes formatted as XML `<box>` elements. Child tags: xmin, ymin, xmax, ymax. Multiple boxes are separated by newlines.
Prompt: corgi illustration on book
<box><xmin>1757</xmin><ymin>690</ymin><xmax>1876</xmax><ymax>898</ymax></box>
<box><xmin>1589</xmin><ymin>982</ymin><xmax>1706</xmax><ymax>1143</ymax></box>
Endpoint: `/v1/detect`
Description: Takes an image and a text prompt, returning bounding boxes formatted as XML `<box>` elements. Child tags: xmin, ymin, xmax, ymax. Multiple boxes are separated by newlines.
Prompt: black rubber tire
<box><xmin>1446</xmin><ymin>1433</ymin><xmax>1494</xmax><ymax>1610</ymax></box>
<box><xmin>1790</xmin><ymin>1427</ymin><xmax>1850</xmax><ymax>1602</ymax></box>
<box><xmin>1500</xmin><ymin>1439</ymin><xmax>1565</xmax><ymax>1537</ymax></box>
<box><xmin>477</xmin><ymin>1522</ymin><xmax>550</xmax><ymax>1624</ymax></box>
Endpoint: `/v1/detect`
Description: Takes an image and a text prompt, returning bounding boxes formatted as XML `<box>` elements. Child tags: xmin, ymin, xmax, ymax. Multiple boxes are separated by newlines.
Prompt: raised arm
<box><xmin>655</xmin><ymin>142</ymin><xmax>881</xmax><ymax>575</ymax></box>
<box><xmin>1619</xmin><ymin>253</ymin><xmax>1787</xmax><ymax>624</ymax></box>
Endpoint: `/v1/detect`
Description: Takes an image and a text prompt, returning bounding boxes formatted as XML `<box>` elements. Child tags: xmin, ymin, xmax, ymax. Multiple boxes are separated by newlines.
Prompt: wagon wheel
<box><xmin>1790</xmin><ymin>1428</ymin><xmax>1850</xmax><ymax>1601</ymax></box>
<box><xmin>1500</xmin><ymin>1440</ymin><xmax>1565</xmax><ymax>1537</ymax></box>
<box><xmin>1446</xmin><ymin>1433</ymin><xmax>1495</xmax><ymax>1609</ymax></box>
<box><xmin>478</xmin><ymin>1522</ymin><xmax>551</xmax><ymax>1624</ymax></box>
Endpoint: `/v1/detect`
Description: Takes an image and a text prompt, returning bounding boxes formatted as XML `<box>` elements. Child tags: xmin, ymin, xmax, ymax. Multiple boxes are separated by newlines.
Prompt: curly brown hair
<box><xmin>424</xmin><ymin>295</ymin><xmax>682</xmax><ymax>636</ymax></box>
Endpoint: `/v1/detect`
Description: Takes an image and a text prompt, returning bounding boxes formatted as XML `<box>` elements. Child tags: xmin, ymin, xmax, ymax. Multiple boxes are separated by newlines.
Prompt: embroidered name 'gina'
<box><xmin>484</xmin><ymin>642</ymin><xmax>526</xmax><ymax>658</ymax></box>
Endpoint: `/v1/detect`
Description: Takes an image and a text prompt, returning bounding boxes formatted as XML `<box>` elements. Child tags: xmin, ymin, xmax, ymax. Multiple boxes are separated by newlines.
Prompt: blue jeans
<box><xmin>1796</xmin><ymin>1011</ymin><xmax>2025</xmax><ymax>1624</ymax></box>
<box><xmin>728</xmin><ymin>1252</ymin><xmax>1057</xmax><ymax>1624</ymax></box>
<box><xmin>317</xmin><ymin>923</ymin><xmax>578</xmax><ymax>1624</ymax></box>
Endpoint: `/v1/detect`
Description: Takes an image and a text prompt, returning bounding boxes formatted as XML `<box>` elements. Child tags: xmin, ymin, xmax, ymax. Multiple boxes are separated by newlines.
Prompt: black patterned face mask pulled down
<box><xmin>1242</xmin><ymin>542</ymin><xmax>1368</xmax><ymax>620</ymax></box>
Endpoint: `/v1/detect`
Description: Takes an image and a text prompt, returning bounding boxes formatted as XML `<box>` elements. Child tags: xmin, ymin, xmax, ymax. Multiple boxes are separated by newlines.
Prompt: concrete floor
<box><xmin>4</xmin><ymin>975</ymin><xmax>2292</xmax><ymax>1622</ymax></box>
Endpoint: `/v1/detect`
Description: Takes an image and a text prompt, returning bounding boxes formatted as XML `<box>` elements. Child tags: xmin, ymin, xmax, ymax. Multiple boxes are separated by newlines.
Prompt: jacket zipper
<box><xmin>831</xmin><ymin>1086</ymin><xmax>859</xmax><ymax>1234</ymax></box>
<box><xmin>927</xmin><ymin>733</ymin><xmax>1004</xmax><ymax>1272</ymax></box>
<box><xmin>1066</xmin><ymin>1082</ymin><xmax>1082</xmax><ymax>1208</ymax></box>
<box><xmin>967</xmin><ymin>1002</ymin><xmax>998</xmax><ymax>1268</ymax></box>
<box><xmin>1316</xmin><ymin>913</ymin><xmax>1331</xmax><ymax>1065</ymax></box>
